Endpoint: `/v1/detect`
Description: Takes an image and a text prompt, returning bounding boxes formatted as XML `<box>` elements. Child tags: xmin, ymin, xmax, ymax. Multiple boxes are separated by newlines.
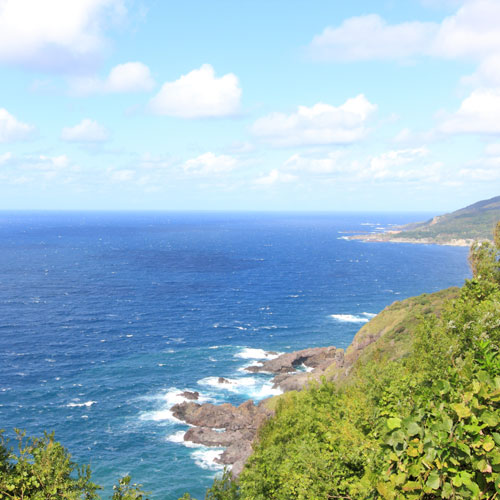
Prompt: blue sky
<box><xmin>1</xmin><ymin>0</ymin><xmax>499</xmax><ymax>211</ymax></box>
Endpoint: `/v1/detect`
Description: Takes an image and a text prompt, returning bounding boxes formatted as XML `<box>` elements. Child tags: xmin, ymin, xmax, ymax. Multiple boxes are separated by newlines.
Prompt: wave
<box><xmin>198</xmin><ymin>376</ymin><xmax>282</xmax><ymax>400</ymax></box>
<box><xmin>139</xmin><ymin>387</ymin><xmax>212</xmax><ymax>423</ymax></box>
<box><xmin>330</xmin><ymin>312</ymin><xmax>376</xmax><ymax>323</ymax></box>
<box><xmin>67</xmin><ymin>400</ymin><xmax>96</xmax><ymax>408</ymax></box>
<box><xmin>166</xmin><ymin>431</ymin><xmax>200</xmax><ymax>448</ymax></box>
<box><xmin>191</xmin><ymin>448</ymin><xmax>225</xmax><ymax>471</ymax></box>
<box><xmin>234</xmin><ymin>348</ymin><xmax>280</xmax><ymax>360</ymax></box>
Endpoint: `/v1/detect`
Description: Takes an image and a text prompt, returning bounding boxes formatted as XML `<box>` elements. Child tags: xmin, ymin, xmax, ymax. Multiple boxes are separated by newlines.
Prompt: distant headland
<box><xmin>348</xmin><ymin>194</ymin><xmax>500</xmax><ymax>246</ymax></box>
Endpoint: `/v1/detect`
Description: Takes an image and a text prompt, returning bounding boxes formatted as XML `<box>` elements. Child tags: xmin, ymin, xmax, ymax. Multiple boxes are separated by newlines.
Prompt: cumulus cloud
<box><xmin>283</xmin><ymin>151</ymin><xmax>345</xmax><ymax>174</ymax></box>
<box><xmin>254</xmin><ymin>169</ymin><xmax>298</xmax><ymax>186</ymax></box>
<box><xmin>0</xmin><ymin>109</ymin><xmax>34</xmax><ymax>143</ymax></box>
<box><xmin>70</xmin><ymin>62</ymin><xmax>155</xmax><ymax>95</ymax></box>
<box><xmin>438</xmin><ymin>88</ymin><xmax>500</xmax><ymax>134</ymax></box>
<box><xmin>308</xmin><ymin>1</ymin><xmax>500</xmax><ymax>63</ymax></box>
<box><xmin>0</xmin><ymin>152</ymin><xmax>13</xmax><ymax>164</ymax></box>
<box><xmin>183</xmin><ymin>152</ymin><xmax>237</xmax><ymax>175</ymax></box>
<box><xmin>109</xmin><ymin>169</ymin><xmax>135</xmax><ymax>182</ymax></box>
<box><xmin>363</xmin><ymin>148</ymin><xmax>431</xmax><ymax>180</ymax></box>
<box><xmin>61</xmin><ymin>118</ymin><xmax>109</xmax><ymax>142</ymax></box>
<box><xmin>0</xmin><ymin>0</ymin><xmax>125</xmax><ymax>71</ymax></box>
<box><xmin>252</xmin><ymin>95</ymin><xmax>376</xmax><ymax>147</ymax></box>
<box><xmin>309</xmin><ymin>15</ymin><xmax>437</xmax><ymax>61</ymax></box>
<box><xmin>150</xmin><ymin>64</ymin><xmax>241</xmax><ymax>118</ymax></box>
<box><xmin>462</xmin><ymin>55</ymin><xmax>500</xmax><ymax>87</ymax></box>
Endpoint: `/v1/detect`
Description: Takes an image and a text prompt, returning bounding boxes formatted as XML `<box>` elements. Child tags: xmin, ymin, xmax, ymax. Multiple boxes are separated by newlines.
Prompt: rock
<box><xmin>179</xmin><ymin>390</ymin><xmax>199</xmax><ymax>400</ymax></box>
<box><xmin>171</xmin><ymin>399</ymin><xmax>273</xmax><ymax>478</ymax></box>
<box><xmin>171</xmin><ymin>400</ymin><xmax>272</xmax><ymax>432</ymax></box>
<box><xmin>218</xmin><ymin>377</ymin><xmax>230</xmax><ymax>384</ymax></box>
<box><xmin>246</xmin><ymin>346</ymin><xmax>343</xmax><ymax>375</ymax></box>
<box><xmin>272</xmin><ymin>372</ymin><xmax>312</xmax><ymax>392</ymax></box>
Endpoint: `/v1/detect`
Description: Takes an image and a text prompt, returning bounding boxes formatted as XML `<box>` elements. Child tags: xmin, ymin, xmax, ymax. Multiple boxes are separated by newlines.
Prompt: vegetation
<box><xmin>0</xmin><ymin>430</ymin><xmax>148</xmax><ymax>500</ymax></box>
<box><xmin>385</xmin><ymin>195</ymin><xmax>500</xmax><ymax>244</ymax></box>
<box><xmin>2</xmin><ymin>224</ymin><xmax>499</xmax><ymax>499</ymax></box>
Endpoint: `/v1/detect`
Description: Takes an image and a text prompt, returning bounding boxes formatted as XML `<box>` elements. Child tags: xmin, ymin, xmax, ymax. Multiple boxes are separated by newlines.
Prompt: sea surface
<box><xmin>0</xmin><ymin>212</ymin><xmax>471</xmax><ymax>499</ymax></box>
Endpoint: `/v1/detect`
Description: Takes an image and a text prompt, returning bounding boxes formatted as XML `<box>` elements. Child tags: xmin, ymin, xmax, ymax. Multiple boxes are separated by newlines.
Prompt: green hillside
<box><xmin>389</xmin><ymin>195</ymin><xmax>500</xmax><ymax>244</ymax></box>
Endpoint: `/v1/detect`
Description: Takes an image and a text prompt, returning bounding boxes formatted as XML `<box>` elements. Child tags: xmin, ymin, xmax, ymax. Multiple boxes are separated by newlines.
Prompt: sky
<box><xmin>1</xmin><ymin>0</ymin><xmax>500</xmax><ymax>212</ymax></box>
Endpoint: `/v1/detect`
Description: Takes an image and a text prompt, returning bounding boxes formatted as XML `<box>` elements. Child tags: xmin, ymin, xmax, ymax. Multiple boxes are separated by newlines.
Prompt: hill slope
<box><xmin>352</xmin><ymin>194</ymin><xmax>500</xmax><ymax>245</ymax></box>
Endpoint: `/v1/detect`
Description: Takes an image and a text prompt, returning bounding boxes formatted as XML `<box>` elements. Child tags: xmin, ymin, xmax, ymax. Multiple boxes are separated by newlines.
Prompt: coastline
<box><xmin>345</xmin><ymin>233</ymin><xmax>473</xmax><ymax>247</ymax></box>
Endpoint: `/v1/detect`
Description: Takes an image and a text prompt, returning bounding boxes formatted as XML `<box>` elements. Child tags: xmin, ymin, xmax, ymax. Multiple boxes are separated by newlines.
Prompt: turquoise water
<box><xmin>0</xmin><ymin>212</ymin><xmax>470</xmax><ymax>499</ymax></box>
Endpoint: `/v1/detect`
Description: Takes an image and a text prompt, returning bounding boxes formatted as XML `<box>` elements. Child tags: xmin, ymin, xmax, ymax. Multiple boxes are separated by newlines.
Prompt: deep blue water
<box><xmin>0</xmin><ymin>212</ymin><xmax>470</xmax><ymax>499</ymax></box>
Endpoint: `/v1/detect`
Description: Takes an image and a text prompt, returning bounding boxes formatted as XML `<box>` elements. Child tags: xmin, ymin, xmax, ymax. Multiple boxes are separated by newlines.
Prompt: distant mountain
<box><xmin>352</xmin><ymin>195</ymin><xmax>500</xmax><ymax>246</ymax></box>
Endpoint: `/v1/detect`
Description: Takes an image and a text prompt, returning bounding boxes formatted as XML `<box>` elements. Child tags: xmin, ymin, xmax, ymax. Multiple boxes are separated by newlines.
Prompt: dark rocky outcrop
<box><xmin>246</xmin><ymin>346</ymin><xmax>343</xmax><ymax>375</ymax></box>
<box><xmin>179</xmin><ymin>390</ymin><xmax>199</xmax><ymax>400</ymax></box>
<box><xmin>245</xmin><ymin>346</ymin><xmax>345</xmax><ymax>392</ymax></box>
<box><xmin>171</xmin><ymin>399</ymin><xmax>273</xmax><ymax>477</ymax></box>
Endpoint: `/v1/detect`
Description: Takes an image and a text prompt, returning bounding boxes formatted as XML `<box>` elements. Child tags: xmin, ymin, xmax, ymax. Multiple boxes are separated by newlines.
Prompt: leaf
<box><xmin>426</xmin><ymin>471</ymin><xmax>440</xmax><ymax>490</ymax></box>
<box><xmin>481</xmin><ymin>411</ymin><xmax>499</xmax><ymax>427</ymax></box>
<box><xmin>442</xmin><ymin>481</ymin><xmax>454</xmax><ymax>498</ymax></box>
<box><xmin>406</xmin><ymin>421</ymin><xmax>421</xmax><ymax>437</ymax></box>
<box><xmin>452</xmin><ymin>403</ymin><xmax>471</xmax><ymax>419</ymax></box>
<box><xmin>483</xmin><ymin>437</ymin><xmax>495</xmax><ymax>452</ymax></box>
<box><xmin>387</xmin><ymin>417</ymin><xmax>402</xmax><ymax>430</ymax></box>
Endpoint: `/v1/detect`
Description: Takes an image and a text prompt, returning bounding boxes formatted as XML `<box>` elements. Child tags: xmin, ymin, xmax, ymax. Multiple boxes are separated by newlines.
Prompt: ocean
<box><xmin>0</xmin><ymin>212</ymin><xmax>470</xmax><ymax>499</ymax></box>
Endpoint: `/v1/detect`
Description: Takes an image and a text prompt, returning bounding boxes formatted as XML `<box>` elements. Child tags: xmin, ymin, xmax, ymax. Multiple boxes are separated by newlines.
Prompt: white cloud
<box><xmin>309</xmin><ymin>15</ymin><xmax>437</xmax><ymax>61</ymax></box>
<box><xmin>369</xmin><ymin>147</ymin><xmax>428</xmax><ymax>171</ymax></box>
<box><xmin>254</xmin><ymin>169</ymin><xmax>298</xmax><ymax>186</ymax></box>
<box><xmin>150</xmin><ymin>64</ymin><xmax>241</xmax><ymax>118</ymax></box>
<box><xmin>109</xmin><ymin>169</ymin><xmax>135</xmax><ymax>182</ymax></box>
<box><xmin>252</xmin><ymin>95</ymin><xmax>376</xmax><ymax>147</ymax></box>
<box><xmin>432</xmin><ymin>0</ymin><xmax>500</xmax><ymax>60</ymax></box>
<box><xmin>485</xmin><ymin>143</ymin><xmax>500</xmax><ymax>156</ymax></box>
<box><xmin>70</xmin><ymin>62</ymin><xmax>155</xmax><ymax>95</ymax></box>
<box><xmin>0</xmin><ymin>0</ymin><xmax>125</xmax><ymax>71</ymax></box>
<box><xmin>183</xmin><ymin>152</ymin><xmax>237</xmax><ymax>175</ymax></box>
<box><xmin>438</xmin><ymin>88</ymin><xmax>500</xmax><ymax>134</ymax></box>
<box><xmin>61</xmin><ymin>119</ymin><xmax>109</xmax><ymax>142</ymax></box>
<box><xmin>38</xmin><ymin>155</ymin><xmax>70</xmax><ymax>168</ymax></box>
<box><xmin>0</xmin><ymin>152</ymin><xmax>12</xmax><ymax>164</ymax></box>
<box><xmin>308</xmin><ymin>1</ymin><xmax>500</xmax><ymax>63</ymax></box>
<box><xmin>462</xmin><ymin>55</ymin><xmax>500</xmax><ymax>87</ymax></box>
<box><xmin>283</xmin><ymin>151</ymin><xmax>345</xmax><ymax>174</ymax></box>
<box><xmin>0</xmin><ymin>108</ymin><xmax>34</xmax><ymax>143</ymax></box>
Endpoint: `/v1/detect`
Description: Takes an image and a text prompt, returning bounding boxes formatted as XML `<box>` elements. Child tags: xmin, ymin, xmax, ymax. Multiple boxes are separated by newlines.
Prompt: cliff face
<box><xmin>171</xmin><ymin>287</ymin><xmax>459</xmax><ymax>475</ymax></box>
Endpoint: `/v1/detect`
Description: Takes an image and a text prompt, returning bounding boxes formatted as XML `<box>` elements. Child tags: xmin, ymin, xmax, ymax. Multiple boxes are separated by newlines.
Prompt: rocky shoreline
<box><xmin>170</xmin><ymin>346</ymin><xmax>346</xmax><ymax>476</ymax></box>
<box><xmin>346</xmin><ymin>232</ymin><xmax>472</xmax><ymax>247</ymax></box>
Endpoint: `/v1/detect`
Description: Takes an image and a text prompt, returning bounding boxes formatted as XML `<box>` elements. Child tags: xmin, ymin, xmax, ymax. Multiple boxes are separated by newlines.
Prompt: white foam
<box><xmin>362</xmin><ymin>312</ymin><xmax>377</xmax><ymax>318</ymax></box>
<box><xmin>198</xmin><ymin>377</ymin><xmax>282</xmax><ymax>400</ymax></box>
<box><xmin>234</xmin><ymin>348</ymin><xmax>280</xmax><ymax>360</ymax></box>
<box><xmin>330</xmin><ymin>314</ymin><xmax>370</xmax><ymax>323</ymax></box>
<box><xmin>166</xmin><ymin>431</ymin><xmax>200</xmax><ymax>448</ymax></box>
<box><xmin>156</xmin><ymin>387</ymin><xmax>212</xmax><ymax>406</ymax></box>
<box><xmin>67</xmin><ymin>400</ymin><xmax>96</xmax><ymax>408</ymax></box>
<box><xmin>140</xmin><ymin>387</ymin><xmax>212</xmax><ymax>423</ymax></box>
<box><xmin>191</xmin><ymin>448</ymin><xmax>225</xmax><ymax>471</ymax></box>
<box><xmin>140</xmin><ymin>409</ymin><xmax>182</xmax><ymax>423</ymax></box>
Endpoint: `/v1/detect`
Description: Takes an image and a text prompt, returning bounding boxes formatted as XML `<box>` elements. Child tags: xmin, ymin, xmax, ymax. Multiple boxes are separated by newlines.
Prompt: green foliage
<box><xmin>0</xmin><ymin>429</ymin><xmax>100</xmax><ymax>500</ymax></box>
<box><xmin>205</xmin><ymin>470</ymin><xmax>239</xmax><ymax>500</ymax></box>
<box><xmin>0</xmin><ymin>430</ymin><xmax>148</xmax><ymax>500</ymax></box>
<box><xmin>112</xmin><ymin>476</ymin><xmax>149</xmax><ymax>500</ymax></box>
